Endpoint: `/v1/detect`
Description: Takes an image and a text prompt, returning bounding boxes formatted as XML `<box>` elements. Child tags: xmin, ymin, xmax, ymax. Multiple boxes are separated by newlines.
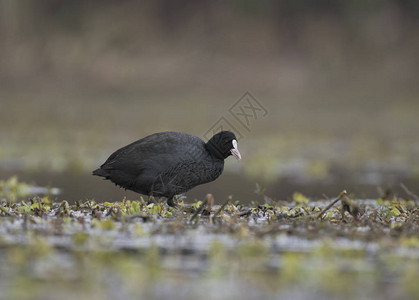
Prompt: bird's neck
<box><xmin>205</xmin><ymin>141</ymin><xmax>225</xmax><ymax>160</ymax></box>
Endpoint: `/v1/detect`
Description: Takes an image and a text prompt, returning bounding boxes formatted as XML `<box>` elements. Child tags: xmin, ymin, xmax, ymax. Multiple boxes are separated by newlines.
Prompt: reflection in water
<box><xmin>1</xmin><ymin>169</ymin><xmax>417</xmax><ymax>204</ymax></box>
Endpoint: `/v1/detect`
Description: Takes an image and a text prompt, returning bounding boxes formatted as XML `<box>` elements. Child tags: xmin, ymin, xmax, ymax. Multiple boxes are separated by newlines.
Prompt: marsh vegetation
<box><xmin>0</xmin><ymin>178</ymin><xmax>418</xmax><ymax>300</ymax></box>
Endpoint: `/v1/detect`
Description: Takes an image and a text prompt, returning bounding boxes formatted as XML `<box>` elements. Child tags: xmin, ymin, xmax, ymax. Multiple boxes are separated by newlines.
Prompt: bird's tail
<box><xmin>92</xmin><ymin>168</ymin><xmax>107</xmax><ymax>177</ymax></box>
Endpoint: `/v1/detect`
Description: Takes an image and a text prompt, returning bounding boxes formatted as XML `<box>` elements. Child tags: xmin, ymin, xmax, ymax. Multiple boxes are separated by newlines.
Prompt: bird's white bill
<box><xmin>230</xmin><ymin>139</ymin><xmax>241</xmax><ymax>160</ymax></box>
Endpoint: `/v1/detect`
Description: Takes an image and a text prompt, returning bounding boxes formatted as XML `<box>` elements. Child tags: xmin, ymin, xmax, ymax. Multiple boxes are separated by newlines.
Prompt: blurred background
<box><xmin>1</xmin><ymin>0</ymin><xmax>418</xmax><ymax>203</ymax></box>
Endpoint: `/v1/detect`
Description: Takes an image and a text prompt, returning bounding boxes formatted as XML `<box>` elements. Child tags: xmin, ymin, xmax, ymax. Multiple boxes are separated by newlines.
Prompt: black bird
<box><xmin>92</xmin><ymin>131</ymin><xmax>241</xmax><ymax>207</ymax></box>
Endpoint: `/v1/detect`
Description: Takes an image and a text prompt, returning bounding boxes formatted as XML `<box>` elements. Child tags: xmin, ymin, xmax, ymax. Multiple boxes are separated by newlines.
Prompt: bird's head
<box><xmin>206</xmin><ymin>131</ymin><xmax>241</xmax><ymax>160</ymax></box>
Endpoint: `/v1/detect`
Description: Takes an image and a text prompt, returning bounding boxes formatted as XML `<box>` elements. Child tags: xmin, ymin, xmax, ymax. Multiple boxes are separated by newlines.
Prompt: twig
<box><xmin>190</xmin><ymin>199</ymin><xmax>208</xmax><ymax>223</ymax></box>
<box><xmin>317</xmin><ymin>190</ymin><xmax>347</xmax><ymax>219</ymax></box>
<box><xmin>322</xmin><ymin>193</ymin><xmax>330</xmax><ymax>201</ymax></box>
<box><xmin>212</xmin><ymin>195</ymin><xmax>232</xmax><ymax>220</ymax></box>
<box><xmin>206</xmin><ymin>194</ymin><xmax>214</xmax><ymax>212</ymax></box>
<box><xmin>400</xmin><ymin>183</ymin><xmax>419</xmax><ymax>202</ymax></box>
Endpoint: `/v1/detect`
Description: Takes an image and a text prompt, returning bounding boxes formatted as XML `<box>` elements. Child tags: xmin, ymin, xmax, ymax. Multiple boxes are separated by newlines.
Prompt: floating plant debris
<box><xmin>0</xmin><ymin>179</ymin><xmax>418</xmax><ymax>300</ymax></box>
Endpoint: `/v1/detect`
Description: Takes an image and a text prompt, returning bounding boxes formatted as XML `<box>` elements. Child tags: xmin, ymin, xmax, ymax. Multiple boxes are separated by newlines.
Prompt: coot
<box><xmin>92</xmin><ymin>131</ymin><xmax>241</xmax><ymax>206</ymax></box>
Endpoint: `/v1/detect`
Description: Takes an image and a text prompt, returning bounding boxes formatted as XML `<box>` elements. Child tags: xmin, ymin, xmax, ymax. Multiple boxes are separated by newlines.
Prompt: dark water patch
<box><xmin>1</xmin><ymin>168</ymin><xmax>417</xmax><ymax>204</ymax></box>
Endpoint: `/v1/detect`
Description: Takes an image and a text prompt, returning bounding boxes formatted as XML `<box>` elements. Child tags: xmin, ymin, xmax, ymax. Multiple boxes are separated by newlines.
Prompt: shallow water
<box><xmin>0</xmin><ymin>168</ymin><xmax>417</xmax><ymax>204</ymax></box>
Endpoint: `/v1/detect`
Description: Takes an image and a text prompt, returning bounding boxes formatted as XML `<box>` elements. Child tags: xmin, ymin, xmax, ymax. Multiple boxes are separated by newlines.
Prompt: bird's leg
<box><xmin>167</xmin><ymin>197</ymin><xmax>178</xmax><ymax>208</ymax></box>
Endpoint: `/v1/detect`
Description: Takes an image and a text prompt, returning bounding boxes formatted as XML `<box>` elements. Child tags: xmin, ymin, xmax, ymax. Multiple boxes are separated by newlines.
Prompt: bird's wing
<box><xmin>100</xmin><ymin>132</ymin><xmax>206</xmax><ymax>175</ymax></box>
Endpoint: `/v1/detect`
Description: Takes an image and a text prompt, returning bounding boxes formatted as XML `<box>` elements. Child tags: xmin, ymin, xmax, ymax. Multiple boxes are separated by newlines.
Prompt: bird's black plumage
<box><xmin>92</xmin><ymin>131</ymin><xmax>241</xmax><ymax>206</ymax></box>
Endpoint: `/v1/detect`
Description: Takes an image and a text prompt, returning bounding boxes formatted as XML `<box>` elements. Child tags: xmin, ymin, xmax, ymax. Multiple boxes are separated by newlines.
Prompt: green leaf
<box><xmin>191</xmin><ymin>201</ymin><xmax>203</xmax><ymax>209</ymax></box>
<box><xmin>293</xmin><ymin>192</ymin><xmax>309</xmax><ymax>206</ymax></box>
<box><xmin>131</xmin><ymin>201</ymin><xmax>141</xmax><ymax>214</ymax></box>
<box><xmin>390</xmin><ymin>207</ymin><xmax>401</xmax><ymax>217</ymax></box>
